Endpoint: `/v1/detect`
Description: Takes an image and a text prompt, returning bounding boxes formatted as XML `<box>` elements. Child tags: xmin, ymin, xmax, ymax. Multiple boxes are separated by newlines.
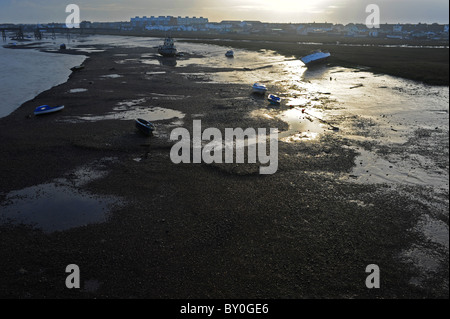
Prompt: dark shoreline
<box><xmin>0</xmin><ymin>41</ymin><xmax>448</xmax><ymax>299</ymax></box>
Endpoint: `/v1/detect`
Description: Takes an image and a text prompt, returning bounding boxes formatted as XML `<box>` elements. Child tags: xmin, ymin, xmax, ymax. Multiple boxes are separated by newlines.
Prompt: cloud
<box><xmin>0</xmin><ymin>0</ymin><xmax>448</xmax><ymax>24</ymax></box>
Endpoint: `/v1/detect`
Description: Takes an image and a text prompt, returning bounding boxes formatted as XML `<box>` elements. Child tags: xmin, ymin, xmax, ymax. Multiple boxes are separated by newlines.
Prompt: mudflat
<box><xmin>0</xmin><ymin>40</ymin><xmax>448</xmax><ymax>299</ymax></box>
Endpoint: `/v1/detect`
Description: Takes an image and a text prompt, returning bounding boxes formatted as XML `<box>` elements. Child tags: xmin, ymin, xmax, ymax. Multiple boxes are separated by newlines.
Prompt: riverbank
<box><xmin>0</xmin><ymin>40</ymin><xmax>448</xmax><ymax>299</ymax></box>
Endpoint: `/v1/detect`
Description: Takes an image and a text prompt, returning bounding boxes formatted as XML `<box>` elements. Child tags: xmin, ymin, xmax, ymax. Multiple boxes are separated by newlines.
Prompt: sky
<box><xmin>0</xmin><ymin>0</ymin><xmax>448</xmax><ymax>24</ymax></box>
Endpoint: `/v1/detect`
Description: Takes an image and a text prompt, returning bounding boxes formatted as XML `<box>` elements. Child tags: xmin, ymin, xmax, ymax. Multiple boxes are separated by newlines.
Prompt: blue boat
<box><xmin>136</xmin><ymin>118</ymin><xmax>155</xmax><ymax>136</ymax></box>
<box><xmin>268</xmin><ymin>94</ymin><xmax>281</xmax><ymax>105</ymax></box>
<box><xmin>34</xmin><ymin>105</ymin><xmax>65</xmax><ymax>116</ymax></box>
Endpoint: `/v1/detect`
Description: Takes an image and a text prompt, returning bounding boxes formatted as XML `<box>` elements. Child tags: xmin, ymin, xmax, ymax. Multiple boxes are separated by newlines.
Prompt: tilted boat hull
<box><xmin>301</xmin><ymin>51</ymin><xmax>331</xmax><ymax>66</ymax></box>
<box><xmin>136</xmin><ymin>118</ymin><xmax>155</xmax><ymax>136</ymax></box>
<box><xmin>34</xmin><ymin>105</ymin><xmax>65</xmax><ymax>115</ymax></box>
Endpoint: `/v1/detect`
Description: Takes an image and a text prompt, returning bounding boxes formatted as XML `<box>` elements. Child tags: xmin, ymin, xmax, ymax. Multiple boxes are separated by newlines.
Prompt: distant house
<box><xmin>393</xmin><ymin>24</ymin><xmax>403</xmax><ymax>33</ymax></box>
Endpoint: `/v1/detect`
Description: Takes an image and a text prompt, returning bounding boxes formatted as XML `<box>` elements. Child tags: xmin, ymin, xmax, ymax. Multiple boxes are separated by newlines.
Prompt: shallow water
<box><xmin>0</xmin><ymin>158</ymin><xmax>123</xmax><ymax>233</ymax></box>
<box><xmin>0</xmin><ymin>45</ymin><xmax>86</xmax><ymax>118</ymax></box>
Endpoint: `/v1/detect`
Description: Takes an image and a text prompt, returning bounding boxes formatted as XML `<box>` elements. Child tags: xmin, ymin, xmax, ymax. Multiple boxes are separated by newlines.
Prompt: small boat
<box><xmin>252</xmin><ymin>83</ymin><xmax>268</xmax><ymax>95</ymax></box>
<box><xmin>300</xmin><ymin>50</ymin><xmax>331</xmax><ymax>66</ymax></box>
<box><xmin>268</xmin><ymin>94</ymin><xmax>281</xmax><ymax>105</ymax></box>
<box><xmin>136</xmin><ymin>118</ymin><xmax>155</xmax><ymax>136</ymax></box>
<box><xmin>34</xmin><ymin>105</ymin><xmax>65</xmax><ymax>116</ymax></box>
<box><xmin>70</xmin><ymin>65</ymin><xmax>84</xmax><ymax>72</ymax></box>
<box><xmin>60</xmin><ymin>43</ymin><xmax>66</xmax><ymax>50</ymax></box>
<box><xmin>158</xmin><ymin>37</ymin><xmax>177</xmax><ymax>57</ymax></box>
<box><xmin>225</xmin><ymin>50</ymin><xmax>234</xmax><ymax>58</ymax></box>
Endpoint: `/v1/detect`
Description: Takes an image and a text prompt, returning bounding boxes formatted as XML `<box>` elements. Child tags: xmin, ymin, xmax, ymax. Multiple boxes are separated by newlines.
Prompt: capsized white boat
<box><xmin>300</xmin><ymin>50</ymin><xmax>331</xmax><ymax>66</ymax></box>
<box><xmin>252</xmin><ymin>83</ymin><xmax>268</xmax><ymax>94</ymax></box>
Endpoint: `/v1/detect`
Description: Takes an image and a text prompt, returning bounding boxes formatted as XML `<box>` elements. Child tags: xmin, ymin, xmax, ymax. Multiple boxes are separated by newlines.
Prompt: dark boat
<box><xmin>71</xmin><ymin>65</ymin><xmax>84</xmax><ymax>72</ymax></box>
<box><xmin>136</xmin><ymin>118</ymin><xmax>155</xmax><ymax>136</ymax></box>
<box><xmin>34</xmin><ymin>105</ymin><xmax>65</xmax><ymax>116</ymax></box>
<box><xmin>225</xmin><ymin>50</ymin><xmax>234</xmax><ymax>58</ymax></box>
<box><xmin>158</xmin><ymin>37</ymin><xmax>177</xmax><ymax>57</ymax></box>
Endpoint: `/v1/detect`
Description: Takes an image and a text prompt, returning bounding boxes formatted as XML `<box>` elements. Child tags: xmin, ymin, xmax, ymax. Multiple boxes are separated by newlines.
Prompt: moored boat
<box><xmin>268</xmin><ymin>94</ymin><xmax>281</xmax><ymax>105</ymax></box>
<box><xmin>225</xmin><ymin>50</ymin><xmax>234</xmax><ymax>58</ymax></box>
<box><xmin>34</xmin><ymin>105</ymin><xmax>65</xmax><ymax>116</ymax></box>
<box><xmin>252</xmin><ymin>83</ymin><xmax>268</xmax><ymax>94</ymax></box>
<box><xmin>158</xmin><ymin>37</ymin><xmax>177</xmax><ymax>57</ymax></box>
<box><xmin>136</xmin><ymin>118</ymin><xmax>155</xmax><ymax>136</ymax></box>
<box><xmin>70</xmin><ymin>65</ymin><xmax>84</xmax><ymax>72</ymax></box>
<box><xmin>300</xmin><ymin>50</ymin><xmax>331</xmax><ymax>66</ymax></box>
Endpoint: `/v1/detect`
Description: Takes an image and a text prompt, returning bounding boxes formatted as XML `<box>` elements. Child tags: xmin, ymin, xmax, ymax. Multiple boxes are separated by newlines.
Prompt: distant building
<box><xmin>131</xmin><ymin>16</ymin><xmax>207</xmax><ymax>28</ymax></box>
<box><xmin>393</xmin><ymin>24</ymin><xmax>403</xmax><ymax>33</ymax></box>
<box><xmin>177</xmin><ymin>16</ymin><xmax>208</xmax><ymax>25</ymax></box>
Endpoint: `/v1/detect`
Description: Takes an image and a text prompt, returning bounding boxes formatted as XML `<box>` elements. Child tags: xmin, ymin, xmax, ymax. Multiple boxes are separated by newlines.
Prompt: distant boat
<box><xmin>60</xmin><ymin>43</ymin><xmax>66</xmax><ymax>50</ymax></box>
<box><xmin>158</xmin><ymin>37</ymin><xmax>177</xmax><ymax>57</ymax></box>
<box><xmin>34</xmin><ymin>105</ymin><xmax>65</xmax><ymax>116</ymax></box>
<box><xmin>70</xmin><ymin>65</ymin><xmax>84</xmax><ymax>72</ymax></box>
<box><xmin>268</xmin><ymin>94</ymin><xmax>281</xmax><ymax>105</ymax></box>
<box><xmin>252</xmin><ymin>83</ymin><xmax>268</xmax><ymax>94</ymax></box>
<box><xmin>136</xmin><ymin>118</ymin><xmax>155</xmax><ymax>136</ymax></box>
<box><xmin>300</xmin><ymin>50</ymin><xmax>331</xmax><ymax>66</ymax></box>
<box><xmin>225</xmin><ymin>50</ymin><xmax>234</xmax><ymax>58</ymax></box>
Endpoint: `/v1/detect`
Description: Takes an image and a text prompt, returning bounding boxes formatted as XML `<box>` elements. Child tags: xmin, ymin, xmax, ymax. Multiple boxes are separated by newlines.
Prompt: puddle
<box><xmin>0</xmin><ymin>159</ymin><xmax>123</xmax><ymax>233</ymax></box>
<box><xmin>149</xmin><ymin>93</ymin><xmax>189</xmax><ymax>101</ymax></box>
<box><xmin>116</xmin><ymin>98</ymin><xmax>147</xmax><ymax>108</ymax></box>
<box><xmin>146</xmin><ymin>71</ymin><xmax>167</xmax><ymax>75</ymax></box>
<box><xmin>62</xmin><ymin>106</ymin><xmax>185</xmax><ymax>123</ymax></box>
<box><xmin>345</xmin><ymin>147</ymin><xmax>449</xmax><ymax>190</ymax></box>
<box><xmin>69</xmin><ymin>88</ymin><xmax>88</xmax><ymax>93</ymax></box>
<box><xmin>416</xmin><ymin>214</ymin><xmax>449</xmax><ymax>248</ymax></box>
<box><xmin>100</xmin><ymin>74</ymin><xmax>123</xmax><ymax>79</ymax></box>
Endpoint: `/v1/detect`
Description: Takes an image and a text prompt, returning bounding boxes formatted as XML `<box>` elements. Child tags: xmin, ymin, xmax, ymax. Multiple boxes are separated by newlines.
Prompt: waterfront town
<box><xmin>1</xmin><ymin>15</ymin><xmax>449</xmax><ymax>40</ymax></box>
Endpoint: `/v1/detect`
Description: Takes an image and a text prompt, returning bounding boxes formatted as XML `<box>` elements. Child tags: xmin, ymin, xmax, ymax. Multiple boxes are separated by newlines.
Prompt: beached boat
<box><xmin>158</xmin><ymin>37</ymin><xmax>177</xmax><ymax>57</ymax></box>
<box><xmin>252</xmin><ymin>83</ymin><xmax>268</xmax><ymax>94</ymax></box>
<box><xmin>70</xmin><ymin>65</ymin><xmax>84</xmax><ymax>72</ymax></box>
<box><xmin>300</xmin><ymin>50</ymin><xmax>331</xmax><ymax>66</ymax></box>
<box><xmin>34</xmin><ymin>105</ymin><xmax>65</xmax><ymax>116</ymax></box>
<box><xmin>225</xmin><ymin>50</ymin><xmax>234</xmax><ymax>58</ymax></box>
<box><xmin>268</xmin><ymin>94</ymin><xmax>281</xmax><ymax>105</ymax></box>
<box><xmin>136</xmin><ymin>118</ymin><xmax>155</xmax><ymax>136</ymax></box>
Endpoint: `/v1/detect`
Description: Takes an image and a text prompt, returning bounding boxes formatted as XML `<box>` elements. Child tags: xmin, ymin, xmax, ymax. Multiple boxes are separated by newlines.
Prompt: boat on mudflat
<box><xmin>300</xmin><ymin>50</ymin><xmax>331</xmax><ymax>66</ymax></box>
<box><xmin>34</xmin><ymin>105</ymin><xmax>65</xmax><ymax>116</ymax></box>
<box><xmin>252</xmin><ymin>83</ymin><xmax>268</xmax><ymax>94</ymax></box>
<box><xmin>225</xmin><ymin>50</ymin><xmax>234</xmax><ymax>58</ymax></box>
<box><xmin>136</xmin><ymin>118</ymin><xmax>155</xmax><ymax>136</ymax></box>
<box><xmin>158</xmin><ymin>37</ymin><xmax>177</xmax><ymax>57</ymax></box>
<box><xmin>268</xmin><ymin>94</ymin><xmax>282</xmax><ymax>105</ymax></box>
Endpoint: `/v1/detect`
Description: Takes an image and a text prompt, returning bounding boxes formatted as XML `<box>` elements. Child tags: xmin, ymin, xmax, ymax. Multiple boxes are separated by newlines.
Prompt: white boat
<box><xmin>300</xmin><ymin>50</ymin><xmax>331</xmax><ymax>66</ymax></box>
<box><xmin>225</xmin><ymin>50</ymin><xmax>234</xmax><ymax>57</ymax></box>
<box><xmin>252</xmin><ymin>83</ymin><xmax>268</xmax><ymax>94</ymax></box>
